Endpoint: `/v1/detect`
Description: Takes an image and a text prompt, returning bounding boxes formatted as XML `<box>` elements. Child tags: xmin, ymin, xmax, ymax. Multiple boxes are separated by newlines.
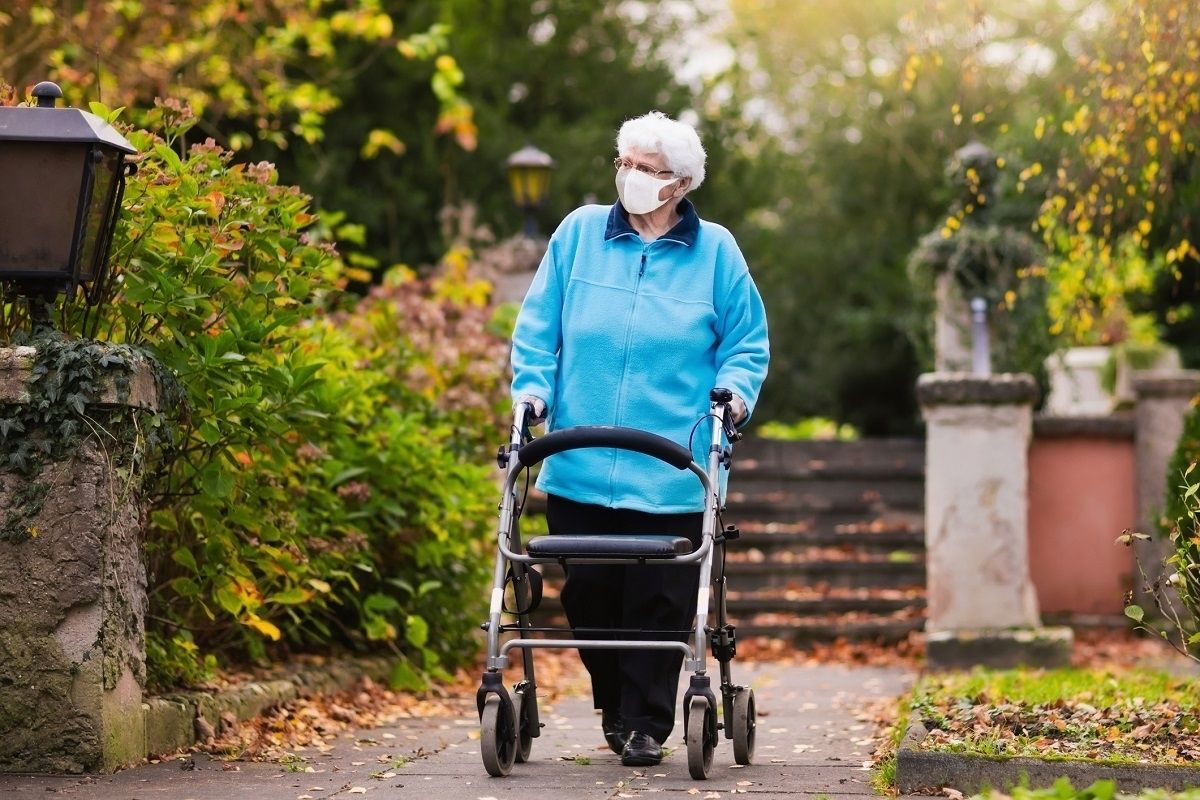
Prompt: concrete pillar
<box><xmin>918</xmin><ymin>373</ymin><xmax>1071</xmax><ymax>668</ymax></box>
<box><xmin>0</xmin><ymin>345</ymin><xmax>159</xmax><ymax>773</ymax></box>
<box><xmin>1132</xmin><ymin>370</ymin><xmax>1200</xmax><ymax>595</ymax></box>
<box><xmin>470</xmin><ymin>234</ymin><xmax>547</xmax><ymax>306</ymax></box>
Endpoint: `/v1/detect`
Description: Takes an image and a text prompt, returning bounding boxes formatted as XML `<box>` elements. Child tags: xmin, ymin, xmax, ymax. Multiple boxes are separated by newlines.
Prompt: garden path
<box><xmin>0</xmin><ymin>662</ymin><xmax>915</xmax><ymax>799</ymax></box>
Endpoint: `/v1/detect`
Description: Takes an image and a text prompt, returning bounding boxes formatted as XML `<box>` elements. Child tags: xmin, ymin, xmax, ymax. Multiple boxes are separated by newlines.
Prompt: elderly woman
<box><xmin>510</xmin><ymin>111</ymin><xmax>769</xmax><ymax>767</ymax></box>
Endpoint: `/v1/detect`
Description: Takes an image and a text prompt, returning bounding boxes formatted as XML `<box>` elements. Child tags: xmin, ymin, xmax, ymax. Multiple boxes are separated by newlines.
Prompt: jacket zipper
<box><xmin>608</xmin><ymin>243</ymin><xmax>649</xmax><ymax>501</ymax></box>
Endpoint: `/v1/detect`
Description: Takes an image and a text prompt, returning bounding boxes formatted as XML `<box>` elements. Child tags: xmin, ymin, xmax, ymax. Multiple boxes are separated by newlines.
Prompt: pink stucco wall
<box><xmin>1028</xmin><ymin>433</ymin><xmax>1136</xmax><ymax>615</ymax></box>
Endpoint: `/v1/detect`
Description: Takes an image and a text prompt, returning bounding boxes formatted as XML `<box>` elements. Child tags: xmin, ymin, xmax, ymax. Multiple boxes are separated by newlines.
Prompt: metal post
<box><xmin>970</xmin><ymin>297</ymin><xmax>991</xmax><ymax>376</ymax></box>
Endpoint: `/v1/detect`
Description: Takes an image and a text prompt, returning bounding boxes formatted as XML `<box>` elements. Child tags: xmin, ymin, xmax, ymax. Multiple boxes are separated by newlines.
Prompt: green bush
<box><xmin>1125</xmin><ymin>405</ymin><xmax>1200</xmax><ymax>658</ymax></box>
<box><xmin>1161</xmin><ymin>402</ymin><xmax>1200</xmax><ymax>539</ymax></box>
<box><xmin>757</xmin><ymin>417</ymin><xmax>859</xmax><ymax>442</ymax></box>
<box><xmin>4</xmin><ymin>103</ymin><xmax>508</xmax><ymax>689</ymax></box>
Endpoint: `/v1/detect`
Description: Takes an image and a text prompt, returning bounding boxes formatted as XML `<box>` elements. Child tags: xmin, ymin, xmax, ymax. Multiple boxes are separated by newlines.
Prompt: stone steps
<box><xmin>727</xmin><ymin>478</ymin><xmax>924</xmax><ymax>513</ymax></box>
<box><xmin>721</xmin><ymin>558</ymin><xmax>926</xmax><ymax>590</ymax></box>
<box><xmin>726</xmin><ymin>588</ymin><xmax>926</xmax><ymax>615</ymax></box>
<box><xmin>734</xmin><ymin>615</ymin><xmax>924</xmax><ymax>642</ymax></box>
<box><xmin>724</xmin><ymin>436</ymin><xmax>927</xmax><ymax>638</ymax></box>
<box><xmin>732</xmin><ymin>437</ymin><xmax>925</xmax><ymax>481</ymax></box>
<box><xmin>733</xmin><ymin>521</ymin><xmax>924</xmax><ymax>552</ymax></box>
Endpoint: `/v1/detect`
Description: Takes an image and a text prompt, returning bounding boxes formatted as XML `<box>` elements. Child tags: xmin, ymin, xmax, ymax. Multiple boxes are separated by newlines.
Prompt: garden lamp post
<box><xmin>505</xmin><ymin>143</ymin><xmax>555</xmax><ymax>237</ymax></box>
<box><xmin>0</xmin><ymin>81</ymin><xmax>137</xmax><ymax>326</ymax></box>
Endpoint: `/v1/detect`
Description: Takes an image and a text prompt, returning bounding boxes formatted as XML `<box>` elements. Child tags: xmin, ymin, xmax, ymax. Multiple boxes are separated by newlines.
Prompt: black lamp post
<box><xmin>505</xmin><ymin>143</ymin><xmax>555</xmax><ymax>237</ymax></box>
<box><xmin>0</xmin><ymin>81</ymin><xmax>137</xmax><ymax>326</ymax></box>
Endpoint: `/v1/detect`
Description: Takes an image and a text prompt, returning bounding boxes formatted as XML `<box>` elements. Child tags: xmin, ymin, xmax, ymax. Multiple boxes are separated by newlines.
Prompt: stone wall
<box><xmin>0</xmin><ymin>347</ymin><xmax>156</xmax><ymax>773</ymax></box>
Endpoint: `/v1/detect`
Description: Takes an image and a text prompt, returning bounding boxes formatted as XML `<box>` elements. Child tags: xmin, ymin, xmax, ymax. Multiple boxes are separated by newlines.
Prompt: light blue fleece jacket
<box><xmin>510</xmin><ymin>199</ymin><xmax>770</xmax><ymax>514</ymax></box>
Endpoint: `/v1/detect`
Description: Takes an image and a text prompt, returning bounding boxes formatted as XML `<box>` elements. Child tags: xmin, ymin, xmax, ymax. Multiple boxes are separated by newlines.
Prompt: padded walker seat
<box><xmin>525</xmin><ymin>534</ymin><xmax>693</xmax><ymax>559</ymax></box>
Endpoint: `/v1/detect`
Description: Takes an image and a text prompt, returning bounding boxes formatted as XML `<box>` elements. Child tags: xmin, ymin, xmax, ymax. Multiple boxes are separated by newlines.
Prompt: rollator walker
<box><xmin>476</xmin><ymin>387</ymin><xmax>756</xmax><ymax>780</ymax></box>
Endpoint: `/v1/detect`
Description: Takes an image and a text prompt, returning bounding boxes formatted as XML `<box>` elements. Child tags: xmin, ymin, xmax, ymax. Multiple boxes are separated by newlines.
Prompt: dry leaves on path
<box><xmin>915</xmin><ymin>695</ymin><xmax>1200</xmax><ymax>766</ymax></box>
<box><xmin>192</xmin><ymin>649</ymin><xmax>586</xmax><ymax>764</ymax></box>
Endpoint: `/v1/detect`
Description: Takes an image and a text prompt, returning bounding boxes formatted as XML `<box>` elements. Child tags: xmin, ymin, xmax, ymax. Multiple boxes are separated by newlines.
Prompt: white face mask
<box><xmin>616</xmin><ymin>168</ymin><xmax>679</xmax><ymax>215</ymax></box>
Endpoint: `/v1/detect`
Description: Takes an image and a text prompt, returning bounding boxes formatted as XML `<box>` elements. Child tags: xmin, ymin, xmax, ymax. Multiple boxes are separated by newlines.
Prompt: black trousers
<box><xmin>546</xmin><ymin>494</ymin><xmax>703</xmax><ymax>744</ymax></box>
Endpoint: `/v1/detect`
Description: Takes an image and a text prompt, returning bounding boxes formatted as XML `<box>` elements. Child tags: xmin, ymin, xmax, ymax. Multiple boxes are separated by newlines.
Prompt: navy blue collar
<box><xmin>604</xmin><ymin>198</ymin><xmax>699</xmax><ymax>246</ymax></box>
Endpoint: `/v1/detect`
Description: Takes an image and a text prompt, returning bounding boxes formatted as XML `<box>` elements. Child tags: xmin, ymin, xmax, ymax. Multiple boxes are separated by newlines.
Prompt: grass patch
<box><xmin>907</xmin><ymin>667</ymin><xmax>1200</xmax><ymax>767</ymax></box>
<box><xmin>917</xmin><ymin>668</ymin><xmax>1200</xmax><ymax>709</ymax></box>
<box><xmin>975</xmin><ymin>777</ymin><xmax>1200</xmax><ymax>800</ymax></box>
<box><xmin>872</xmin><ymin>693</ymin><xmax>912</xmax><ymax>797</ymax></box>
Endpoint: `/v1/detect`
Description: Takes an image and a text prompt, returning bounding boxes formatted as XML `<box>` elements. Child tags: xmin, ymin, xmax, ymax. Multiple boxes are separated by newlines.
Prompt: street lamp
<box><xmin>505</xmin><ymin>143</ymin><xmax>555</xmax><ymax>237</ymax></box>
<box><xmin>0</xmin><ymin>81</ymin><xmax>137</xmax><ymax>324</ymax></box>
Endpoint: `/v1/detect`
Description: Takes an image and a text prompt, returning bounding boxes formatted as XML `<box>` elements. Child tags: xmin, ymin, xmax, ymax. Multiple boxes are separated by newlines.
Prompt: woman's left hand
<box><xmin>730</xmin><ymin>394</ymin><xmax>748</xmax><ymax>424</ymax></box>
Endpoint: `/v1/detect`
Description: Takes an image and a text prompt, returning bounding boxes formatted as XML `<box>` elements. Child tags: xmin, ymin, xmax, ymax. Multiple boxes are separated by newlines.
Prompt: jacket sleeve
<box><xmin>510</xmin><ymin>237</ymin><xmax>564</xmax><ymax>411</ymax></box>
<box><xmin>714</xmin><ymin>245</ymin><xmax>770</xmax><ymax>425</ymax></box>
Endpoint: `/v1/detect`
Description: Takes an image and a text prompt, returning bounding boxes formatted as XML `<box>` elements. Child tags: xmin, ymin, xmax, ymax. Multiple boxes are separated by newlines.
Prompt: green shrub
<box><xmin>1125</xmin><ymin>459</ymin><xmax>1200</xmax><ymax>663</ymax></box>
<box><xmin>1125</xmin><ymin>395</ymin><xmax>1200</xmax><ymax>663</ymax></box>
<box><xmin>757</xmin><ymin>417</ymin><xmax>859</xmax><ymax>442</ymax></box>
<box><xmin>1161</xmin><ymin>402</ymin><xmax>1200</xmax><ymax>539</ymax></box>
<box><xmin>1</xmin><ymin>103</ymin><xmax>508</xmax><ymax>689</ymax></box>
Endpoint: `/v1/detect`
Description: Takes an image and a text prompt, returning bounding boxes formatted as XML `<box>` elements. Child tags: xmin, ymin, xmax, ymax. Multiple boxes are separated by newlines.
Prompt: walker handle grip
<box><xmin>710</xmin><ymin>387</ymin><xmax>733</xmax><ymax>403</ymax></box>
<box><xmin>515</xmin><ymin>425</ymin><xmax>694</xmax><ymax>470</ymax></box>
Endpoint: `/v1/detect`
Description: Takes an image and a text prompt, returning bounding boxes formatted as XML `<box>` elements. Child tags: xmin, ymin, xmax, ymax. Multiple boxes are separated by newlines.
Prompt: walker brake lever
<box><xmin>722</xmin><ymin>405</ymin><xmax>743</xmax><ymax>443</ymax></box>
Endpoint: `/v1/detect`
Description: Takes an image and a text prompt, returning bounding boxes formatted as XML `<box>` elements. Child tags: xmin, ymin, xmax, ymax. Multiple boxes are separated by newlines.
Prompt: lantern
<box><xmin>505</xmin><ymin>143</ymin><xmax>556</xmax><ymax>237</ymax></box>
<box><xmin>0</xmin><ymin>81</ymin><xmax>137</xmax><ymax>311</ymax></box>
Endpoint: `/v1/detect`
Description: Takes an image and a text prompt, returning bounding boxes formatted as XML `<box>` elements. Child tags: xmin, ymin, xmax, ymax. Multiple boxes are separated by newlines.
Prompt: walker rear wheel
<box><xmin>732</xmin><ymin>688</ymin><xmax>756</xmax><ymax>765</ymax></box>
<box><xmin>685</xmin><ymin>695</ymin><xmax>715</xmax><ymax>780</ymax></box>
<box><xmin>513</xmin><ymin>689</ymin><xmax>533</xmax><ymax>763</ymax></box>
<box><xmin>480</xmin><ymin>694</ymin><xmax>517</xmax><ymax>777</ymax></box>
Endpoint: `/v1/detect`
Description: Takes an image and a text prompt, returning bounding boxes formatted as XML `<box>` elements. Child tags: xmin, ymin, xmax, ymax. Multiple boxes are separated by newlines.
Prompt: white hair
<box><xmin>616</xmin><ymin>111</ymin><xmax>706</xmax><ymax>192</ymax></box>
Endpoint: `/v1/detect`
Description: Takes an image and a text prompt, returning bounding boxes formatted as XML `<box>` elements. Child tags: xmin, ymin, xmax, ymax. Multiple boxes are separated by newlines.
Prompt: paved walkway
<box><xmin>0</xmin><ymin>662</ymin><xmax>913</xmax><ymax>799</ymax></box>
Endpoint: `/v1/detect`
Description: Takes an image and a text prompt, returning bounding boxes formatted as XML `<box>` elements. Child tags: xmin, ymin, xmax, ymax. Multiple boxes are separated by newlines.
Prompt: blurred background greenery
<box><xmin>4</xmin><ymin>0</ymin><xmax>1199</xmax><ymax>685</ymax></box>
<box><xmin>2</xmin><ymin>0</ymin><xmax>1197</xmax><ymax>433</ymax></box>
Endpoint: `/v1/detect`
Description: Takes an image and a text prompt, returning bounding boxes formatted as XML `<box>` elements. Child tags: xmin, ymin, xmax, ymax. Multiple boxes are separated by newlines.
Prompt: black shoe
<box><xmin>621</xmin><ymin>731</ymin><xmax>663</xmax><ymax>767</ymax></box>
<box><xmin>602</xmin><ymin>710</ymin><xmax>627</xmax><ymax>755</ymax></box>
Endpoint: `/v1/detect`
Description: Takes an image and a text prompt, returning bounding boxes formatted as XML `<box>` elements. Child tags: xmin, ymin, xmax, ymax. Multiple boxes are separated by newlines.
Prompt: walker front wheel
<box><xmin>480</xmin><ymin>694</ymin><xmax>517</xmax><ymax>777</ymax></box>
<box><xmin>732</xmin><ymin>688</ymin><xmax>756</xmax><ymax>765</ymax></box>
<box><xmin>685</xmin><ymin>695</ymin><xmax>715</xmax><ymax>780</ymax></box>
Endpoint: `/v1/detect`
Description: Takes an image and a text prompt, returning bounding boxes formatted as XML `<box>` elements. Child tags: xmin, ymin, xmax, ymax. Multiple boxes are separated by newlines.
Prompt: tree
<box><xmin>245</xmin><ymin>0</ymin><xmax>701</xmax><ymax>268</ymax></box>
<box><xmin>1031</xmin><ymin>0</ymin><xmax>1200</xmax><ymax>360</ymax></box>
<box><xmin>0</xmin><ymin>0</ymin><xmax>472</xmax><ymax>153</ymax></box>
<box><xmin>698</xmin><ymin>0</ymin><xmax>1082</xmax><ymax>431</ymax></box>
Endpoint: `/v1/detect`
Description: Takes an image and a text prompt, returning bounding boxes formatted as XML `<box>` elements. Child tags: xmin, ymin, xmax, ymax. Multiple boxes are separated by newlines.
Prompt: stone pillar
<box><xmin>469</xmin><ymin>234</ymin><xmax>547</xmax><ymax>306</ymax></box>
<box><xmin>918</xmin><ymin>373</ymin><xmax>1072</xmax><ymax>668</ymax></box>
<box><xmin>1132</xmin><ymin>370</ymin><xmax>1200</xmax><ymax>596</ymax></box>
<box><xmin>0</xmin><ymin>345</ymin><xmax>158</xmax><ymax>773</ymax></box>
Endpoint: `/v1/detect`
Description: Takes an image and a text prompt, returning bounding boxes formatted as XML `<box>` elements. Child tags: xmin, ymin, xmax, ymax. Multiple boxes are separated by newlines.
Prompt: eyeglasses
<box><xmin>613</xmin><ymin>156</ymin><xmax>676</xmax><ymax>178</ymax></box>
